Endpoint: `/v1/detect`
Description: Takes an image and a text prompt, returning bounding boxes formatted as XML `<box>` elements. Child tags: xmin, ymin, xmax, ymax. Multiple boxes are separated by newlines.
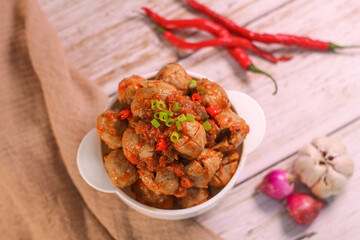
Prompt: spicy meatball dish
<box><xmin>96</xmin><ymin>63</ymin><xmax>250</xmax><ymax>209</ymax></box>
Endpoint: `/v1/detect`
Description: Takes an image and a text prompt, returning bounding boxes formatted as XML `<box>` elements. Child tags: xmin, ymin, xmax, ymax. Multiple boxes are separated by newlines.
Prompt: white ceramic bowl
<box><xmin>77</xmin><ymin>72</ymin><xmax>266</xmax><ymax>220</ymax></box>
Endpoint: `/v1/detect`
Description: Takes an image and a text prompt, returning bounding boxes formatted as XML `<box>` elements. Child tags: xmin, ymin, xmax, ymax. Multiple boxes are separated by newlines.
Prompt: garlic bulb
<box><xmin>294</xmin><ymin>136</ymin><xmax>354</xmax><ymax>199</ymax></box>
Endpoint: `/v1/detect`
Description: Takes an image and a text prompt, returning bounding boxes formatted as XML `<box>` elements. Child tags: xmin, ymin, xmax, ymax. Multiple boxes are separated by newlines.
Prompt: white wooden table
<box><xmin>38</xmin><ymin>0</ymin><xmax>360</xmax><ymax>239</ymax></box>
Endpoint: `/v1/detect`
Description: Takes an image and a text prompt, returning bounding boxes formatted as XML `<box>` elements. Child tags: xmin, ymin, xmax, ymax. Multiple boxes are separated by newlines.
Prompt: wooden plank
<box><xmin>38</xmin><ymin>0</ymin><xmax>292</xmax><ymax>95</ymax></box>
<box><xmin>195</xmin><ymin>117</ymin><xmax>360</xmax><ymax>240</ymax></box>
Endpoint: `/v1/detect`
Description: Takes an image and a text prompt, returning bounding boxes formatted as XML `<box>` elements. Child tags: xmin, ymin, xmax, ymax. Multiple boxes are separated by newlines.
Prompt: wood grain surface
<box><xmin>38</xmin><ymin>0</ymin><xmax>360</xmax><ymax>239</ymax></box>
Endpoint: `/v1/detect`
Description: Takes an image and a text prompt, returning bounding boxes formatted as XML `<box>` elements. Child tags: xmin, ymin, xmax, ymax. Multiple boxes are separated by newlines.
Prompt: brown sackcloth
<box><xmin>0</xmin><ymin>0</ymin><xmax>222</xmax><ymax>239</ymax></box>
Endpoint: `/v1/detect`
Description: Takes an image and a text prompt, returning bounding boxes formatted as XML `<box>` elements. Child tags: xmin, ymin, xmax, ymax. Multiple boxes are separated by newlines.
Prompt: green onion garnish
<box><xmin>178</xmin><ymin>114</ymin><xmax>186</xmax><ymax>122</ymax></box>
<box><xmin>176</xmin><ymin>121</ymin><xmax>182</xmax><ymax>131</ymax></box>
<box><xmin>154</xmin><ymin>112</ymin><xmax>161</xmax><ymax>119</ymax></box>
<box><xmin>151</xmin><ymin>100</ymin><xmax>158</xmax><ymax>110</ymax></box>
<box><xmin>203</xmin><ymin>121</ymin><xmax>212</xmax><ymax>131</ymax></box>
<box><xmin>186</xmin><ymin>114</ymin><xmax>195</xmax><ymax>122</ymax></box>
<box><xmin>159</xmin><ymin>112</ymin><xmax>168</xmax><ymax>122</ymax></box>
<box><xmin>173</xmin><ymin>102</ymin><xmax>181</xmax><ymax>112</ymax></box>
<box><xmin>200</xmin><ymin>114</ymin><xmax>208</xmax><ymax>121</ymax></box>
<box><xmin>151</xmin><ymin>119</ymin><xmax>160</xmax><ymax>128</ymax></box>
<box><xmin>188</xmin><ymin>79</ymin><xmax>197</xmax><ymax>89</ymax></box>
<box><xmin>170</xmin><ymin>131</ymin><xmax>179</xmax><ymax>143</ymax></box>
<box><xmin>164</xmin><ymin>109</ymin><xmax>174</xmax><ymax>117</ymax></box>
<box><xmin>165</xmin><ymin>118</ymin><xmax>175</xmax><ymax>127</ymax></box>
<box><xmin>157</xmin><ymin>101</ymin><xmax>166</xmax><ymax>110</ymax></box>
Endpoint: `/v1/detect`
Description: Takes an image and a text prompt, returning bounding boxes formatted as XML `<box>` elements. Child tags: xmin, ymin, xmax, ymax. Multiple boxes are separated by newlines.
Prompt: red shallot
<box><xmin>286</xmin><ymin>193</ymin><xmax>325</xmax><ymax>225</ymax></box>
<box><xmin>258</xmin><ymin>169</ymin><xmax>295</xmax><ymax>200</ymax></box>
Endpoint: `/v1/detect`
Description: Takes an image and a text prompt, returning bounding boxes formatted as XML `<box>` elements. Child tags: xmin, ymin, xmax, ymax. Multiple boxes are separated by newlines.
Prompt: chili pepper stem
<box><xmin>248</xmin><ymin>64</ymin><xmax>278</xmax><ymax>95</ymax></box>
<box><xmin>329</xmin><ymin>42</ymin><xmax>360</xmax><ymax>51</ymax></box>
<box><xmin>143</xmin><ymin>11</ymin><xmax>166</xmax><ymax>34</ymax></box>
<box><xmin>156</xmin><ymin>25</ymin><xmax>166</xmax><ymax>34</ymax></box>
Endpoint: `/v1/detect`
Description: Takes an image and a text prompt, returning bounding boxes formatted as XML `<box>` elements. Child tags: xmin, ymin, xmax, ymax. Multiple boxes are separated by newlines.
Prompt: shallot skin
<box><xmin>259</xmin><ymin>170</ymin><xmax>295</xmax><ymax>200</ymax></box>
<box><xmin>286</xmin><ymin>193</ymin><xmax>324</xmax><ymax>225</ymax></box>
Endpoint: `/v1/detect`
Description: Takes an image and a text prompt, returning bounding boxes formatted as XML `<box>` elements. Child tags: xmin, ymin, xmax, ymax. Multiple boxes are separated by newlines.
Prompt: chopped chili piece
<box><xmin>118</xmin><ymin>109</ymin><xmax>131</xmax><ymax>120</ymax></box>
<box><xmin>192</xmin><ymin>93</ymin><xmax>201</xmax><ymax>103</ymax></box>
<box><xmin>206</xmin><ymin>105</ymin><xmax>221</xmax><ymax>117</ymax></box>
<box><xmin>156</xmin><ymin>139</ymin><xmax>168</xmax><ymax>151</ymax></box>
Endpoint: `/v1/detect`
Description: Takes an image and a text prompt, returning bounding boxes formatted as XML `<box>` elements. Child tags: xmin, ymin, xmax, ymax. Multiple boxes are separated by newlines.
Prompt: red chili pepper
<box><xmin>227</xmin><ymin>47</ymin><xmax>252</xmax><ymax>69</ymax></box>
<box><xmin>147</xmin><ymin>8</ymin><xmax>290</xmax><ymax>63</ymax></box>
<box><xmin>158</xmin><ymin>27</ymin><xmax>291</xmax><ymax>63</ymax></box>
<box><xmin>206</xmin><ymin>105</ymin><xmax>222</xmax><ymax>117</ymax></box>
<box><xmin>143</xmin><ymin>7</ymin><xmax>228</xmax><ymax>36</ymax></box>
<box><xmin>228</xmin><ymin>48</ymin><xmax>278</xmax><ymax>94</ymax></box>
<box><xmin>156</xmin><ymin>139</ymin><xmax>168</xmax><ymax>151</ymax></box>
<box><xmin>192</xmin><ymin>93</ymin><xmax>201</xmax><ymax>103</ymax></box>
<box><xmin>118</xmin><ymin>109</ymin><xmax>131</xmax><ymax>120</ymax></box>
<box><xmin>186</xmin><ymin>0</ymin><xmax>355</xmax><ymax>51</ymax></box>
<box><xmin>143</xmin><ymin>7</ymin><xmax>278</xmax><ymax>94</ymax></box>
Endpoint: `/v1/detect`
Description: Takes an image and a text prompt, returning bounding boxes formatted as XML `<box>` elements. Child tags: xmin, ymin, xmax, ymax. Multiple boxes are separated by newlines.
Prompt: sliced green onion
<box><xmin>176</xmin><ymin>121</ymin><xmax>182</xmax><ymax>131</ymax></box>
<box><xmin>154</xmin><ymin>112</ymin><xmax>161</xmax><ymax>119</ymax></box>
<box><xmin>157</xmin><ymin>101</ymin><xmax>166</xmax><ymax>110</ymax></box>
<box><xmin>151</xmin><ymin>100</ymin><xmax>158</xmax><ymax>110</ymax></box>
<box><xmin>203</xmin><ymin>121</ymin><xmax>212</xmax><ymax>131</ymax></box>
<box><xmin>159</xmin><ymin>112</ymin><xmax>168</xmax><ymax>122</ymax></box>
<box><xmin>151</xmin><ymin>119</ymin><xmax>160</xmax><ymax>128</ymax></box>
<box><xmin>178</xmin><ymin>114</ymin><xmax>186</xmax><ymax>122</ymax></box>
<box><xmin>164</xmin><ymin>109</ymin><xmax>174</xmax><ymax>117</ymax></box>
<box><xmin>186</xmin><ymin>114</ymin><xmax>195</xmax><ymax>122</ymax></box>
<box><xmin>170</xmin><ymin>131</ymin><xmax>179</xmax><ymax>143</ymax></box>
<box><xmin>200</xmin><ymin>114</ymin><xmax>208</xmax><ymax>121</ymax></box>
<box><xmin>173</xmin><ymin>102</ymin><xmax>181</xmax><ymax>112</ymax></box>
<box><xmin>188</xmin><ymin>79</ymin><xmax>197</xmax><ymax>89</ymax></box>
<box><xmin>165</xmin><ymin>118</ymin><xmax>175</xmax><ymax>127</ymax></box>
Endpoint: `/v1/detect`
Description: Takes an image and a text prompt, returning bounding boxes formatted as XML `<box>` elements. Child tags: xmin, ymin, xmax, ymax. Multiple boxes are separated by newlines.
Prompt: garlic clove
<box><xmin>311</xmin><ymin>167</ymin><xmax>348</xmax><ymax>198</ymax></box>
<box><xmin>327</xmin><ymin>139</ymin><xmax>347</xmax><ymax>157</ymax></box>
<box><xmin>331</xmin><ymin>155</ymin><xmax>354</xmax><ymax>178</ymax></box>
<box><xmin>294</xmin><ymin>144</ymin><xmax>326</xmax><ymax>187</ymax></box>
<box><xmin>312</xmin><ymin>136</ymin><xmax>332</xmax><ymax>153</ymax></box>
<box><xmin>312</xmin><ymin>136</ymin><xmax>346</xmax><ymax>157</ymax></box>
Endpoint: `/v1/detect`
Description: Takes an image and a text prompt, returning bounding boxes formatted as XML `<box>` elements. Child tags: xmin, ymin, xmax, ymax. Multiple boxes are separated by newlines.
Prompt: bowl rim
<box><xmin>101</xmin><ymin>71</ymin><xmax>248</xmax><ymax>216</ymax></box>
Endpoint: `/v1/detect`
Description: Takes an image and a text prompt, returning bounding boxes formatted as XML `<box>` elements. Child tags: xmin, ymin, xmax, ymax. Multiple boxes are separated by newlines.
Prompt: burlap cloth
<box><xmin>0</xmin><ymin>0</ymin><xmax>221</xmax><ymax>239</ymax></box>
